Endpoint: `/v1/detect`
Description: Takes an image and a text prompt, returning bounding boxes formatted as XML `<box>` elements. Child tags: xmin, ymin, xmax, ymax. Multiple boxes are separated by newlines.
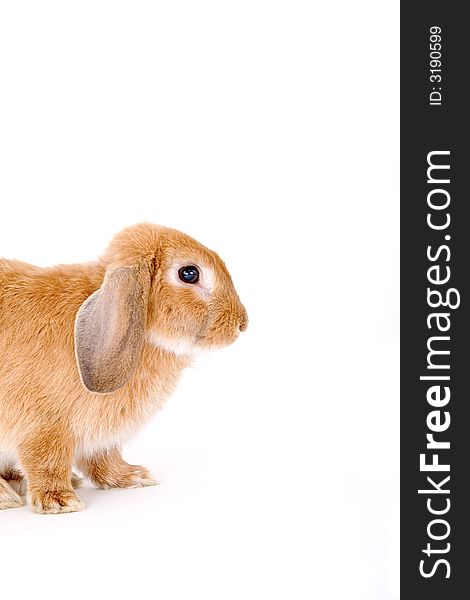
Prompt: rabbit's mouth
<box><xmin>198</xmin><ymin>308</ymin><xmax>248</xmax><ymax>350</ymax></box>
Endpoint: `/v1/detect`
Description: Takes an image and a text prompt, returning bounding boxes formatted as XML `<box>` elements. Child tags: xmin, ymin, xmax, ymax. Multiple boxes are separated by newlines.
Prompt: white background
<box><xmin>0</xmin><ymin>2</ymin><xmax>399</xmax><ymax>599</ymax></box>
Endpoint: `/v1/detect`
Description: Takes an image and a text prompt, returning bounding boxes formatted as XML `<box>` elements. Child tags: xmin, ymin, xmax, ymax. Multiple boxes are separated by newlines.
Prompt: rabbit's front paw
<box><xmin>31</xmin><ymin>489</ymin><xmax>85</xmax><ymax>514</ymax></box>
<box><xmin>125</xmin><ymin>465</ymin><xmax>159</xmax><ymax>488</ymax></box>
<box><xmin>79</xmin><ymin>448</ymin><xmax>159</xmax><ymax>490</ymax></box>
<box><xmin>99</xmin><ymin>464</ymin><xmax>158</xmax><ymax>489</ymax></box>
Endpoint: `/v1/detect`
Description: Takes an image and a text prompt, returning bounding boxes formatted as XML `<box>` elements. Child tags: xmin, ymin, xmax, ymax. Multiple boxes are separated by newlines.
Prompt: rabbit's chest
<box><xmin>74</xmin><ymin>348</ymin><xmax>188</xmax><ymax>456</ymax></box>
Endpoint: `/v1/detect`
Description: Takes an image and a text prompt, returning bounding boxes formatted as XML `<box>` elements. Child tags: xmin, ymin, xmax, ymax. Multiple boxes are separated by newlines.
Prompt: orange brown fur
<box><xmin>0</xmin><ymin>223</ymin><xmax>247</xmax><ymax>513</ymax></box>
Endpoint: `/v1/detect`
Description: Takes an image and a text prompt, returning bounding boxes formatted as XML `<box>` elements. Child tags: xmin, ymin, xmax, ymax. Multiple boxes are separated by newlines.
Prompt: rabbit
<box><xmin>0</xmin><ymin>222</ymin><xmax>247</xmax><ymax>513</ymax></box>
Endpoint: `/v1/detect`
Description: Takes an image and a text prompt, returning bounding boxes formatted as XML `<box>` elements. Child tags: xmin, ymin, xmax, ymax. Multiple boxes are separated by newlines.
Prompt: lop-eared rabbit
<box><xmin>0</xmin><ymin>223</ymin><xmax>247</xmax><ymax>513</ymax></box>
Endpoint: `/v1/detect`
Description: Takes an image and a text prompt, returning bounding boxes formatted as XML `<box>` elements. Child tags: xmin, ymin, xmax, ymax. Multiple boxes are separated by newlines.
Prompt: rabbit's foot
<box><xmin>97</xmin><ymin>464</ymin><xmax>158</xmax><ymax>489</ymax></box>
<box><xmin>3</xmin><ymin>470</ymin><xmax>82</xmax><ymax>497</ymax></box>
<box><xmin>79</xmin><ymin>447</ymin><xmax>158</xmax><ymax>489</ymax></box>
<box><xmin>0</xmin><ymin>478</ymin><xmax>24</xmax><ymax>510</ymax></box>
<box><xmin>2</xmin><ymin>468</ymin><xmax>28</xmax><ymax>497</ymax></box>
<box><xmin>31</xmin><ymin>489</ymin><xmax>85</xmax><ymax>514</ymax></box>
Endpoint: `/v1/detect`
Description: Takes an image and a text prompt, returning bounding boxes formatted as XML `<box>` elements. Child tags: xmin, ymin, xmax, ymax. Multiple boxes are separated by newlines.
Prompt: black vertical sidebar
<box><xmin>401</xmin><ymin>4</ymin><xmax>468</xmax><ymax>599</ymax></box>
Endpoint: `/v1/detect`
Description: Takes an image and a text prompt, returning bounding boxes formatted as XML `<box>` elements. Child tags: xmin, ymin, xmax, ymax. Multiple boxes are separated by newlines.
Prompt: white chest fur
<box><xmin>74</xmin><ymin>344</ymin><xmax>188</xmax><ymax>458</ymax></box>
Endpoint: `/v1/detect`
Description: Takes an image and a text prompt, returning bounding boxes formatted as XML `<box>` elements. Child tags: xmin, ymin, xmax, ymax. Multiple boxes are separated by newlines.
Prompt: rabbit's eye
<box><xmin>178</xmin><ymin>265</ymin><xmax>200</xmax><ymax>284</ymax></box>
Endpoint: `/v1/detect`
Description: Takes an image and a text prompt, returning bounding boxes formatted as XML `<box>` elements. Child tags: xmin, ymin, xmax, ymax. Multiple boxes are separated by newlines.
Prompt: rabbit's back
<box><xmin>0</xmin><ymin>260</ymin><xmax>104</xmax><ymax>440</ymax></box>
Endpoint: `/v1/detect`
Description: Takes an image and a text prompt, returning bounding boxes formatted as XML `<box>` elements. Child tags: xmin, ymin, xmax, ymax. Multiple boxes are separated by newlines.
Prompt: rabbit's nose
<box><xmin>238</xmin><ymin>306</ymin><xmax>248</xmax><ymax>332</ymax></box>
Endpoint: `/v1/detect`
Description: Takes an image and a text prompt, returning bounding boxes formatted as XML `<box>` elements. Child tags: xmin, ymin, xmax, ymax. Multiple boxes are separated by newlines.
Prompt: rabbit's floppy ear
<box><xmin>74</xmin><ymin>266</ymin><xmax>149</xmax><ymax>394</ymax></box>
